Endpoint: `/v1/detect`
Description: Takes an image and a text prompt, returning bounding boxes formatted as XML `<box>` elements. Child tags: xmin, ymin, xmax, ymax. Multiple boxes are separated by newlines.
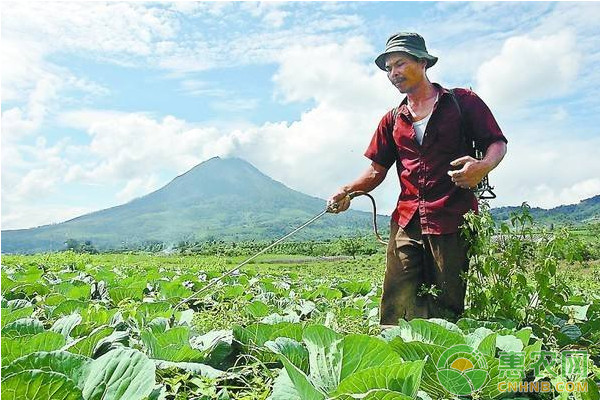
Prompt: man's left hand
<box><xmin>447</xmin><ymin>156</ymin><xmax>488</xmax><ymax>189</ymax></box>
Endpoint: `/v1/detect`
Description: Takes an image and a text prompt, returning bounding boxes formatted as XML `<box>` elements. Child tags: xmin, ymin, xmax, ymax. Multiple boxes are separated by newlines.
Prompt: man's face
<box><xmin>385</xmin><ymin>52</ymin><xmax>427</xmax><ymax>94</ymax></box>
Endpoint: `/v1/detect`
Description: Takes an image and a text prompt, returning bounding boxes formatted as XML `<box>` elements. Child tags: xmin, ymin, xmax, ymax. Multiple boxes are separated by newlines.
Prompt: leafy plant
<box><xmin>266</xmin><ymin>324</ymin><xmax>423</xmax><ymax>399</ymax></box>
<box><xmin>383</xmin><ymin>318</ymin><xmax>542</xmax><ymax>399</ymax></box>
<box><xmin>1</xmin><ymin>242</ymin><xmax>598</xmax><ymax>399</ymax></box>
<box><xmin>463</xmin><ymin>203</ymin><xmax>574</xmax><ymax>335</ymax></box>
<box><xmin>1</xmin><ymin>348</ymin><xmax>155</xmax><ymax>400</ymax></box>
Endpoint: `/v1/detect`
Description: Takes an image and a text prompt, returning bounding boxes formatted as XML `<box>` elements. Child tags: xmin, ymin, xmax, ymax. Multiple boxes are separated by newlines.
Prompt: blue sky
<box><xmin>2</xmin><ymin>1</ymin><xmax>600</xmax><ymax>230</ymax></box>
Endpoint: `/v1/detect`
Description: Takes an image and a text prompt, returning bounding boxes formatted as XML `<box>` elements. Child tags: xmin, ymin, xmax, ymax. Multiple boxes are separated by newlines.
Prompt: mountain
<box><xmin>490</xmin><ymin>195</ymin><xmax>600</xmax><ymax>226</ymax></box>
<box><xmin>4</xmin><ymin>157</ymin><xmax>599</xmax><ymax>254</ymax></box>
<box><xmin>2</xmin><ymin>157</ymin><xmax>390</xmax><ymax>254</ymax></box>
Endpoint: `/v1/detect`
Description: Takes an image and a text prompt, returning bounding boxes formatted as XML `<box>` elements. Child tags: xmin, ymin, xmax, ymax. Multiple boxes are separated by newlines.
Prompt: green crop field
<box><xmin>1</xmin><ymin>207</ymin><xmax>600</xmax><ymax>399</ymax></box>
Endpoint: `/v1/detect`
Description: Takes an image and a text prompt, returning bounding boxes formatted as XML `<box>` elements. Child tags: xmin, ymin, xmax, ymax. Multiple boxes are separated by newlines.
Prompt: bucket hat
<box><xmin>374</xmin><ymin>32</ymin><xmax>438</xmax><ymax>71</ymax></box>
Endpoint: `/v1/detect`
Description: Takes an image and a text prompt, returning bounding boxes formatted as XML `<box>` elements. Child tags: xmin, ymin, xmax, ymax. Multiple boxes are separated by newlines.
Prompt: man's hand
<box><xmin>447</xmin><ymin>156</ymin><xmax>488</xmax><ymax>189</ymax></box>
<box><xmin>327</xmin><ymin>188</ymin><xmax>351</xmax><ymax>213</ymax></box>
<box><xmin>327</xmin><ymin>161</ymin><xmax>388</xmax><ymax>213</ymax></box>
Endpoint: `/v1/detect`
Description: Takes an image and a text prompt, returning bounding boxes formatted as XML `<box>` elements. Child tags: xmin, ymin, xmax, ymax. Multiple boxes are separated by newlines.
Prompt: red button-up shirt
<box><xmin>364</xmin><ymin>84</ymin><xmax>507</xmax><ymax>234</ymax></box>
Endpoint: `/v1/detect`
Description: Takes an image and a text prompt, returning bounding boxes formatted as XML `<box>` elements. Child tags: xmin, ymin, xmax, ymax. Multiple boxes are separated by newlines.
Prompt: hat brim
<box><xmin>374</xmin><ymin>47</ymin><xmax>438</xmax><ymax>71</ymax></box>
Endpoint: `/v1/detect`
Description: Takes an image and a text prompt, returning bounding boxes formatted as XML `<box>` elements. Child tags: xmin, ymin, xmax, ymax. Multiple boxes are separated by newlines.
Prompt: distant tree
<box><xmin>64</xmin><ymin>239</ymin><xmax>98</xmax><ymax>253</ymax></box>
<box><xmin>338</xmin><ymin>237</ymin><xmax>362</xmax><ymax>259</ymax></box>
<box><xmin>141</xmin><ymin>240</ymin><xmax>165</xmax><ymax>252</ymax></box>
<box><xmin>79</xmin><ymin>240</ymin><xmax>98</xmax><ymax>254</ymax></box>
<box><xmin>64</xmin><ymin>239</ymin><xmax>80</xmax><ymax>251</ymax></box>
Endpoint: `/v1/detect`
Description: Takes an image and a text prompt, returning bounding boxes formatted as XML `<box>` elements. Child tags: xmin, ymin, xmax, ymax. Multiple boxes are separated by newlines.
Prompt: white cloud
<box><xmin>156</xmin><ymin>4</ymin><xmax>364</xmax><ymax>75</ymax></box>
<box><xmin>156</xmin><ymin>41</ymin><xmax>216</xmax><ymax>74</ymax></box>
<box><xmin>1</xmin><ymin>204</ymin><xmax>94</xmax><ymax>231</ymax></box>
<box><xmin>1</xmin><ymin>35</ymin><xmax>111</xmax><ymax>216</ymax></box>
<box><xmin>178</xmin><ymin>80</ymin><xmax>228</xmax><ymax>97</ymax></box>
<box><xmin>1</xmin><ymin>40</ymin><xmax>65</xmax><ymax>143</ymax></box>
<box><xmin>2</xmin><ymin>107</ymin><xmax>42</xmax><ymax>141</ymax></box>
<box><xmin>1</xmin><ymin>2</ymin><xmax>363</xmax><ymax>80</ymax></box>
<box><xmin>273</xmin><ymin>37</ymin><xmax>390</xmax><ymax>106</ymax></box>
<box><xmin>2</xmin><ymin>75</ymin><xmax>61</xmax><ymax>137</ymax></box>
<box><xmin>263</xmin><ymin>10</ymin><xmax>289</xmax><ymax>28</ymax></box>
<box><xmin>316</xmin><ymin>14</ymin><xmax>363</xmax><ymax>31</ymax></box>
<box><xmin>527</xmin><ymin>179</ymin><xmax>600</xmax><ymax>210</ymax></box>
<box><xmin>1</xmin><ymin>137</ymin><xmax>74</xmax><ymax>229</ymax></box>
<box><xmin>2</xmin><ymin>2</ymin><xmax>178</xmax><ymax>58</ymax></box>
<box><xmin>1</xmin><ymin>39</ymin><xmax>48</xmax><ymax>103</ymax></box>
<box><xmin>560</xmin><ymin>179</ymin><xmax>600</xmax><ymax>204</ymax></box>
<box><xmin>475</xmin><ymin>31</ymin><xmax>580</xmax><ymax>110</ymax></box>
<box><xmin>491</xmin><ymin>130</ymin><xmax>600</xmax><ymax>209</ymax></box>
<box><xmin>59</xmin><ymin>110</ymin><xmax>229</xmax><ymax>184</ymax></box>
<box><xmin>116</xmin><ymin>176</ymin><xmax>162</xmax><ymax>204</ymax></box>
<box><xmin>175</xmin><ymin>80</ymin><xmax>259</xmax><ymax>110</ymax></box>
<box><xmin>13</xmin><ymin>163</ymin><xmax>66</xmax><ymax>199</ymax></box>
<box><xmin>170</xmin><ymin>2</ymin><xmax>232</xmax><ymax>17</ymax></box>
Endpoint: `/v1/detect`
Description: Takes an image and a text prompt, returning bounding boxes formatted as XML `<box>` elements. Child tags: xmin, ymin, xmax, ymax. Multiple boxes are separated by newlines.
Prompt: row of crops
<box><xmin>2</xmin><ymin>249</ymin><xmax>599</xmax><ymax>400</ymax></box>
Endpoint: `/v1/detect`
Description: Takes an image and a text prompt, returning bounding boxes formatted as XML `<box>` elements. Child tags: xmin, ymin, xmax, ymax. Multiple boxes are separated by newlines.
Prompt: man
<box><xmin>328</xmin><ymin>32</ymin><xmax>507</xmax><ymax>326</ymax></box>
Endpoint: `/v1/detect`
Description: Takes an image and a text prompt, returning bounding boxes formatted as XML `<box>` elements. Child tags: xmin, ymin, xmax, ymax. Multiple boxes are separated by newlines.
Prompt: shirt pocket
<box><xmin>429</xmin><ymin>115</ymin><xmax>464</xmax><ymax>154</ymax></box>
<box><xmin>393</xmin><ymin>121</ymin><xmax>419</xmax><ymax>158</ymax></box>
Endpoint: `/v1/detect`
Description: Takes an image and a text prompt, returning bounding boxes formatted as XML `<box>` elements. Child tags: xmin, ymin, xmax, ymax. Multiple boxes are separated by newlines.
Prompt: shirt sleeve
<box><xmin>459</xmin><ymin>89</ymin><xmax>508</xmax><ymax>150</ymax></box>
<box><xmin>364</xmin><ymin>110</ymin><xmax>397</xmax><ymax>169</ymax></box>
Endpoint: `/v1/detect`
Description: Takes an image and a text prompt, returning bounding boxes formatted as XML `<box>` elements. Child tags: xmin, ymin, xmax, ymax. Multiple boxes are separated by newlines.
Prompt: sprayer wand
<box><xmin>173</xmin><ymin>191</ymin><xmax>386</xmax><ymax>311</ymax></box>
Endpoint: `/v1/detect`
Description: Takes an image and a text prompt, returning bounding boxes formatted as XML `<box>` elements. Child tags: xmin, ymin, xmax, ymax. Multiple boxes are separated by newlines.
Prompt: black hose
<box><xmin>348</xmin><ymin>191</ymin><xmax>388</xmax><ymax>245</ymax></box>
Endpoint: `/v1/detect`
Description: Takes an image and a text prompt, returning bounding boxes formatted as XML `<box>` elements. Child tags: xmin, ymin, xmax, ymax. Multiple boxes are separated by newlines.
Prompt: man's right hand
<box><xmin>326</xmin><ymin>162</ymin><xmax>387</xmax><ymax>214</ymax></box>
<box><xmin>327</xmin><ymin>188</ymin><xmax>351</xmax><ymax>213</ymax></box>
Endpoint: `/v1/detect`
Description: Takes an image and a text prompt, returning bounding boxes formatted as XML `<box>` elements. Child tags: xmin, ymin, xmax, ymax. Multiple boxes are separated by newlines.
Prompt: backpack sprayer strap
<box><xmin>448</xmin><ymin>89</ymin><xmax>496</xmax><ymax>200</ymax></box>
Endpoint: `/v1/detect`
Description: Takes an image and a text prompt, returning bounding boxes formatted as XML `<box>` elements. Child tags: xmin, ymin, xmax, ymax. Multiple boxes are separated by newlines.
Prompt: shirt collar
<box><xmin>397</xmin><ymin>83</ymin><xmax>448</xmax><ymax>121</ymax></box>
<box><xmin>434</xmin><ymin>83</ymin><xmax>451</xmax><ymax>97</ymax></box>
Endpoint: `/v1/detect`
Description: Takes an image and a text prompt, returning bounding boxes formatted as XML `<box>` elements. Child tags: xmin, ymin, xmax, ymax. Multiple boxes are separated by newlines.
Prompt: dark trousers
<box><xmin>379</xmin><ymin>215</ymin><xmax>470</xmax><ymax>325</ymax></box>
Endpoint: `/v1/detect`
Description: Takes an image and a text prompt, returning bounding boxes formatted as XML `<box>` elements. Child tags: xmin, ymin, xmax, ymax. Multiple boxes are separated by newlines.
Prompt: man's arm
<box><xmin>328</xmin><ymin>161</ymin><xmax>389</xmax><ymax>213</ymax></box>
<box><xmin>448</xmin><ymin>140</ymin><xmax>507</xmax><ymax>189</ymax></box>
